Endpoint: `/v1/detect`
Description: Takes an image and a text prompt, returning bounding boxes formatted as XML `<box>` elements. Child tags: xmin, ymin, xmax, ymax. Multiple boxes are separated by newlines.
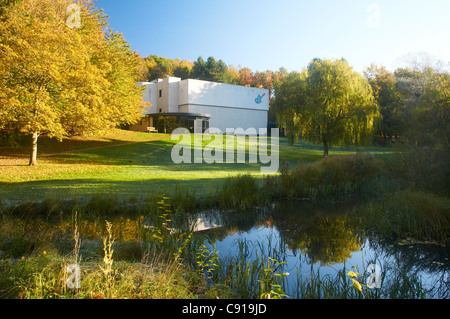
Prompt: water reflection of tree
<box><xmin>364</xmin><ymin>235</ymin><xmax>450</xmax><ymax>298</ymax></box>
<box><xmin>271</xmin><ymin>201</ymin><xmax>363</xmax><ymax>266</ymax></box>
<box><xmin>280</xmin><ymin>216</ymin><xmax>361</xmax><ymax>265</ymax></box>
<box><xmin>200</xmin><ymin>227</ymin><xmax>231</xmax><ymax>243</ymax></box>
<box><xmin>367</xmin><ymin>236</ymin><xmax>449</xmax><ymax>273</ymax></box>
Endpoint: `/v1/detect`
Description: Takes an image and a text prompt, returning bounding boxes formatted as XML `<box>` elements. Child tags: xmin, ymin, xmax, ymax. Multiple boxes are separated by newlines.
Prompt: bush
<box><xmin>265</xmin><ymin>153</ymin><xmax>385</xmax><ymax>200</ymax></box>
<box><xmin>392</xmin><ymin>144</ymin><xmax>450</xmax><ymax>196</ymax></box>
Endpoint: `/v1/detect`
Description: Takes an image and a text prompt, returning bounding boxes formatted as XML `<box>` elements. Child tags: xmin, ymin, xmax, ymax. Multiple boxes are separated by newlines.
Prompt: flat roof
<box><xmin>144</xmin><ymin>112</ymin><xmax>211</xmax><ymax>119</ymax></box>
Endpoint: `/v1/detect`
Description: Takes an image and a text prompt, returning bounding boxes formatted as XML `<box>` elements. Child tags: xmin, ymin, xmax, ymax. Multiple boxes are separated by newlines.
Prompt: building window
<box><xmin>202</xmin><ymin>119</ymin><xmax>209</xmax><ymax>132</ymax></box>
<box><xmin>159</xmin><ymin>89</ymin><xmax>162</xmax><ymax>98</ymax></box>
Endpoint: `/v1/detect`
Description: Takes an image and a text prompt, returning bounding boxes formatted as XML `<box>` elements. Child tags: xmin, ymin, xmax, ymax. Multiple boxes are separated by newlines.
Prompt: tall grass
<box><xmin>292</xmin><ymin>263</ymin><xmax>433</xmax><ymax>299</ymax></box>
<box><xmin>0</xmin><ymin>255</ymin><xmax>200</xmax><ymax>299</ymax></box>
<box><xmin>352</xmin><ymin>190</ymin><xmax>450</xmax><ymax>245</ymax></box>
<box><xmin>1</xmin><ymin>151</ymin><xmax>448</xmax><ymax>299</ymax></box>
<box><xmin>211</xmin><ymin>174</ymin><xmax>269</xmax><ymax>211</ymax></box>
<box><xmin>204</xmin><ymin>235</ymin><xmax>290</xmax><ymax>299</ymax></box>
<box><xmin>1</xmin><ymin>198</ymin><xmax>447</xmax><ymax>299</ymax></box>
<box><xmin>264</xmin><ymin>153</ymin><xmax>388</xmax><ymax>201</ymax></box>
<box><xmin>0</xmin><ymin>198</ymin><xmax>204</xmax><ymax>299</ymax></box>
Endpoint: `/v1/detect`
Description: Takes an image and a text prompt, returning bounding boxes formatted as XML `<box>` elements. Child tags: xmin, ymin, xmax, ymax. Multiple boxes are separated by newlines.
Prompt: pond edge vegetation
<box><xmin>1</xmin><ymin>151</ymin><xmax>449</xmax><ymax>299</ymax></box>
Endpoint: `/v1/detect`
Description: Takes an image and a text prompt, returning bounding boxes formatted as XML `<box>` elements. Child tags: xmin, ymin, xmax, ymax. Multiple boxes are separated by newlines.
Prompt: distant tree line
<box><xmin>364</xmin><ymin>60</ymin><xmax>449</xmax><ymax>146</ymax></box>
<box><xmin>140</xmin><ymin>55</ymin><xmax>288</xmax><ymax>94</ymax></box>
<box><xmin>139</xmin><ymin>55</ymin><xmax>289</xmax><ymax>124</ymax></box>
<box><xmin>271</xmin><ymin>55</ymin><xmax>448</xmax><ymax>142</ymax></box>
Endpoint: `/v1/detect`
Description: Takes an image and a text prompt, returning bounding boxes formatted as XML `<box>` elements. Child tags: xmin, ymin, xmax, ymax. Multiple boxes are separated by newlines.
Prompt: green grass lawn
<box><xmin>0</xmin><ymin>129</ymin><xmax>392</xmax><ymax>205</ymax></box>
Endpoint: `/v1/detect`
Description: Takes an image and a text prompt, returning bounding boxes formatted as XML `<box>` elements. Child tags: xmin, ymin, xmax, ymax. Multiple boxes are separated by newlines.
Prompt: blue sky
<box><xmin>95</xmin><ymin>0</ymin><xmax>450</xmax><ymax>73</ymax></box>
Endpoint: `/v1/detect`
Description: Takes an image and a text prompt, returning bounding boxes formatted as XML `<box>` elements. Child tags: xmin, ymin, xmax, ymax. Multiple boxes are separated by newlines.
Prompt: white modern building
<box><xmin>130</xmin><ymin>76</ymin><xmax>269</xmax><ymax>134</ymax></box>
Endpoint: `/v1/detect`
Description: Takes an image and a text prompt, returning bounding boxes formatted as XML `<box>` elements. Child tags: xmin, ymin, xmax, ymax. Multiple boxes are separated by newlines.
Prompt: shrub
<box><xmin>265</xmin><ymin>153</ymin><xmax>385</xmax><ymax>200</ymax></box>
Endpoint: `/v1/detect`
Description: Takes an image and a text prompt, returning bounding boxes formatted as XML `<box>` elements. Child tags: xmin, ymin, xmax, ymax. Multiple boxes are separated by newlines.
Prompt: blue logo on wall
<box><xmin>255</xmin><ymin>93</ymin><xmax>266</xmax><ymax>104</ymax></box>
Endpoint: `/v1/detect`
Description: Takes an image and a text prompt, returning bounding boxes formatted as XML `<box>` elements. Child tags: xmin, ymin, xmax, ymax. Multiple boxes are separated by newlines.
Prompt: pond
<box><xmin>189</xmin><ymin>200</ymin><xmax>449</xmax><ymax>299</ymax></box>
<box><xmin>3</xmin><ymin>197</ymin><xmax>447</xmax><ymax>299</ymax></box>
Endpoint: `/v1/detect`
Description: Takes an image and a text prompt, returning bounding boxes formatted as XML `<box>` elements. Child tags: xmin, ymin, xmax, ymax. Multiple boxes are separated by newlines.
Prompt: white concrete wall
<box><xmin>137</xmin><ymin>82</ymin><xmax>157</xmax><ymax>114</ymax></box>
<box><xmin>188</xmin><ymin>104</ymin><xmax>268</xmax><ymax>132</ymax></box>
<box><xmin>154</xmin><ymin>76</ymin><xmax>181</xmax><ymax>113</ymax></box>
<box><xmin>148</xmin><ymin>82</ymin><xmax>158</xmax><ymax>113</ymax></box>
<box><xmin>138</xmin><ymin>77</ymin><xmax>269</xmax><ymax>132</ymax></box>
<box><xmin>178</xmin><ymin>78</ymin><xmax>189</xmax><ymax>107</ymax></box>
<box><xmin>179</xmin><ymin>104</ymin><xmax>189</xmax><ymax>113</ymax></box>
<box><xmin>168</xmin><ymin>77</ymin><xmax>180</xmax><ymax>113</ymax></box>
<box><xmin>157</xmin><ymin>78</ymin><xmax>168</xmax><ymax>113</ymax></box>
<box><xmin>182</xmin><ymin>79</ymin><xmax>269</xmax><ymax>131</ymax></box>
<box><xmin>183</xmin><ymin>79</ymin><xmax>269</xmax><ymax>112</ymax></box>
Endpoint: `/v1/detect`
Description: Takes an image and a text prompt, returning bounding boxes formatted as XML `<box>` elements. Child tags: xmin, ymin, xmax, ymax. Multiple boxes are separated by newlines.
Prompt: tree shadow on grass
<box><xmin>0</xmin><ymin>175</ymin><xmax>256</xmax><ymax>205</ymax></box>
<box><xmin>0</xmin><ymin>163</ymin><xmax>29</xmax><ymax>167</ymax></box>
<box><xmin>0</xmin><ymin>134</ymin><xmax>170</xmax><ymax>158</ymax></box>
<box><xmin>42</xmin><ymin>138</ymin><xmax>275</xmax><ymax>171</ymax></box>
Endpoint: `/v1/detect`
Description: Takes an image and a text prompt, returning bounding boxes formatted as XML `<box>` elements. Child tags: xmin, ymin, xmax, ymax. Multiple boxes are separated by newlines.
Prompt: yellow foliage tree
<box><xmin>0</xmin><ymin>0</ymin><xmax>144</xmax><ymax>165</ymax></box>
<box><xmin>275</xmin><ymin>59</ymin><xmax>381</xmax><ymax>158</ymax></box>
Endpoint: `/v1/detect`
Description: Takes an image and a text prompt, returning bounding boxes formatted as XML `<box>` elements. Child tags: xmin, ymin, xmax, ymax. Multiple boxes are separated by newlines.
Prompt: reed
<box><xmin>212</xmin><ymin>174</ymin><xmax>269</xmax><ymax>211</ymax></box>
<box><xmin>265</xmin><ymin>153</ymin><xmax>387</xmax><ymax>201</ymax></box>
<box><xmin>100</xmin><ymin>220</ymin><xmax>115</xmax><ymax>298</ymax></box>
<box><xmin>205</xmin><ymin>235</ymin><xmax>290</xmax><ymax>299</ymax></box>
<box><xmin>353</xmin><ymin>190</ymin><xmax>450</xmax><ymax>245</ymax></box>
<box><xmin>1</xmin><ymin>216</ymin><xmax>445</xmax><ymax>299</ymax></box>
<box><xmin>291</xmin><ymin>263</ymin><xmax>436</xmax><ymax>299</ymax></box>
<box><xmin>1</xmin><ymin>175</ymin><xmax>448</xmax><ymax>299</ymax></box>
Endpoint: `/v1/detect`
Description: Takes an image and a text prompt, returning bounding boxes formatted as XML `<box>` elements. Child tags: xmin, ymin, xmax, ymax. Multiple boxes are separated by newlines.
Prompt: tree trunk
<box><xmin>323</xmin><ymin>141</ymin><xmax>329</xmax><ymax>159</ymax></box>
<box><xmin>29</xmin><ymin>132</ymin><xmax>39</xmax><ymax>166</ymax></box>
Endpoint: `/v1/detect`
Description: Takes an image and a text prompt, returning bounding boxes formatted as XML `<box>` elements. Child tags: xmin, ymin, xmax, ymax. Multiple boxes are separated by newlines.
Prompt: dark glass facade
<box><xmin>147</xmin><ymin>113</ymin><xmax>210</xmax><ymax>133</ymax></box>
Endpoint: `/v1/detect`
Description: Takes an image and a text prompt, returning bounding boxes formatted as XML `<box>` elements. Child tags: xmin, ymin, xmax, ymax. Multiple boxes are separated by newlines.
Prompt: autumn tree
<box><xmin>272</xmin><ymin>71</ymin><xmax>307</xmax><ymax>143</ymax></box>
<box><xmin>237</xmin><ymin>67</ymin><xmax>255</xmax><ymax>87</ymax></box>
<box><xmin>142</xmin><ymin>54</ymin><xmax>282</xmax><ymax>91</ymax></box>
<box><xmin>142</xmin><ymin>55</ymin><xmax>194</xmax><ymax>81</ymax></box>
<box><xmin>173</xmin><ymin>59</ymin><xmax>194</xmax><ymax>79</ymax></box>
<box><xmin>414</xmin><ymin>71</ymin><xmax>449</xmax><ymax>149</ymax></box>
<box><xmin>398</xmin><ymin>67</ymin><xmax>450</xmax><ymax>193</ymax></box>
<box><xmin>276</xmin><ymin>59</ymin><xmax>380</xmax><ymax>158</ymax></box>
<box><xmin>0</xmin><ymin>0</ymin><xmax>144</xmax><ymax>165</ymax></box>
<box><xmin>364</xmin><ymin>64</ymin><xmax>406</xmax><ymax>143</ymax></box>
<box><xmin>102</xmin><ymin>29</ymin><xmax>146</xmax><ymax>127</ymax></box>
<box><xmin>254</xmin><ymin>70</ymin><xmax>274</xmax><ymax>90</ymax></box>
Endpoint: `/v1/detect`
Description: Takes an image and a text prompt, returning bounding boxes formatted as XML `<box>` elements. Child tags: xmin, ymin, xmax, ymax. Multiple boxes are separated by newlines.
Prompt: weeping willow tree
<box><xmin>275</xmin><ymin>58</ymin><xmax>381</xmax><ymax>158</ymax></box>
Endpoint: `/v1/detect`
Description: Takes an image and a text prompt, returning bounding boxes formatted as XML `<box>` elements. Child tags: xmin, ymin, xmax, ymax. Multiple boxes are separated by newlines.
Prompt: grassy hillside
<box><xmin>0</xmin><ymin>129</ymin><xmax>392</xmax><ymax>204</ymax></box>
